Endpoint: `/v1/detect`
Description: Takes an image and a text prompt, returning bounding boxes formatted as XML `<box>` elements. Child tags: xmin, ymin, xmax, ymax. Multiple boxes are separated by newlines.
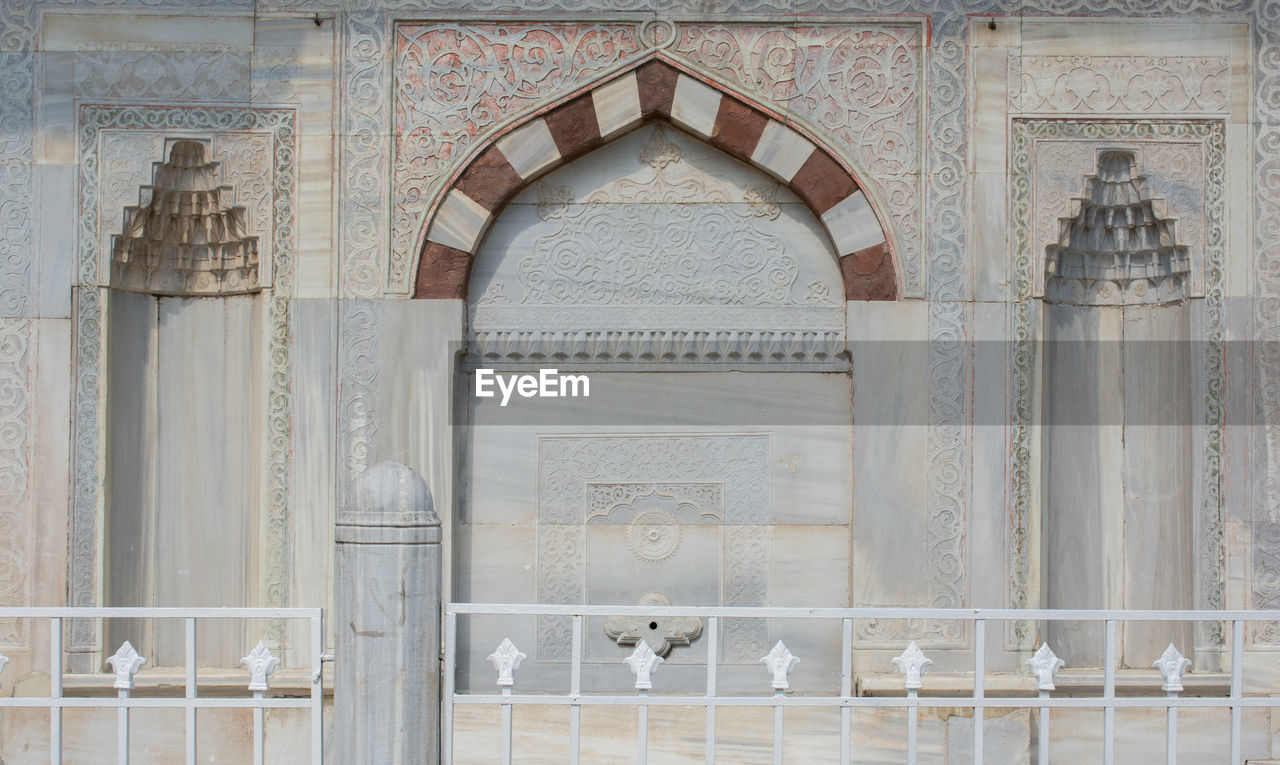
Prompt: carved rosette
<box><xmin>110</xmin><ymin>141</ymin><xmax>260</xmax><ymax>297</ymax></box>
<box><xmin>1044</xmin><ymin>151</ymin><xmax>1188</xmax><ymax>306</ymax></box>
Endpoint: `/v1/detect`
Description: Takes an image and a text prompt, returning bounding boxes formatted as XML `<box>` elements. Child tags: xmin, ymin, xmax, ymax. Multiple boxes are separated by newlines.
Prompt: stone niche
<box><xmin>103</xmin><ymin>139</ymin><xmax>266</xmax><ymax>666</ymax></box>
<box><xmin>1041</xmin><ymin>150</ymin><xmax>1194</xmax><ymax>667</ymax></box>
<box><xmin>454</xmin><ymin>124</ymin><xmax>854</xmax><ymax>694</ymax></box>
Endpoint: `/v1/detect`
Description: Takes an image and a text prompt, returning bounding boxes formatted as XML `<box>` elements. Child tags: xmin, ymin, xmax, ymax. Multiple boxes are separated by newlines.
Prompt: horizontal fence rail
<box><xmin>443</xmin><ymin>605</ymin><xmax>1280</xmax><ymax>765</ymax></box>
<box><xmin>0</xmin><ymin>607</ymin><xmax>324</xmax><ymax>765</ymax></box>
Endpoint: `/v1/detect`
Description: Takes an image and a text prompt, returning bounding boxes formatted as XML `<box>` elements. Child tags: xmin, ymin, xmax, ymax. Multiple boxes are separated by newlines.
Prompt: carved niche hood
<box><xmin>111</xmin><ymin>140</ymin><xmax>260</xmax><ymax>297</ymax></box>
<box><xmin>1044</xmin><ymin>150</ymin><xmax>1189</xmax><ymax>306</ymax></box>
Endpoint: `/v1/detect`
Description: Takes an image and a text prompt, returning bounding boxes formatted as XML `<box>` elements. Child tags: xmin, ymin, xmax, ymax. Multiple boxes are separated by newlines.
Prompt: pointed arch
<box><xmin>412</xmin><ymin>58</ymin><xmax>898</xmax><ymax>301</ymax></box>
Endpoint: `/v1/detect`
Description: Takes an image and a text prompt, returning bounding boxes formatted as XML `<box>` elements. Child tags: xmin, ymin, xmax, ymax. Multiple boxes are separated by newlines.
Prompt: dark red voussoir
<box><xmin>790</xmin><ymin>151</ymin><xmax>859</xmax><ymax>215</ymax></box>
<box><xmin>453</xmin><ymin>146</ymin><xmax>524</xmax><ymax>213</ymax></box>
<box><xmin>635</xmin><ymin>60</ymin><xmax>678</xmax><ymax>120</ymax></box>
<box><xmin>544</xmin><ymin>93</ymin><xmax>603</xmax><ymax>163</ymax></box>
<box><xmin>710</xmin><ymin>97</ymin><xmax>768</xmax><ymax>161</ymax></box>
<box><xmin>840</xmin><ymin>243</ymin><xmax>897</xmax><ymax>301</ymax></box>
<box><xmin>415</xmin><ymin>241</ymin><xmax>472</xmax><ymax>299</ymax></box>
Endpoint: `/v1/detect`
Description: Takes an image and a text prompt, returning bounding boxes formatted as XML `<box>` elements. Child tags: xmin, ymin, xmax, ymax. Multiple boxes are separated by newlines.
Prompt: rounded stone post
<box><xmin>336</xmin><ymin>462</ymin><xmax>442</xmax><ymax>764</ymax></box>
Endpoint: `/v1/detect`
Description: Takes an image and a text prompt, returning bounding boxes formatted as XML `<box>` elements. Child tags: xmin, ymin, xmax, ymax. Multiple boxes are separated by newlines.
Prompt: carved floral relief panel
<box><xmin>1009</xmin><ymin>56</ymin><xmax>1231</xmax><ymax>115</ymax></box>
<box><xmin>0</xmin><ymin>319</ymin><xmax>30</xmax><ymax>646</ymax></box>
<box><xmin>74</xmin><ymin>48</ymin><xmax>254</xmax><ymax>102</ymax></box>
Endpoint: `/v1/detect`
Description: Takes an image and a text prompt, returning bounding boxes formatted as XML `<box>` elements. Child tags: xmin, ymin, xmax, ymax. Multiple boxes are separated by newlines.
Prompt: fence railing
<box><xmin>443</xmin><ymin>604</ymin><xmax>1280</xmax><ymax>765</ymax></box>
<box><xmin>0</xmin><ymin>607</ymin><xmax>324</xmax><ymax>765</ymax></box>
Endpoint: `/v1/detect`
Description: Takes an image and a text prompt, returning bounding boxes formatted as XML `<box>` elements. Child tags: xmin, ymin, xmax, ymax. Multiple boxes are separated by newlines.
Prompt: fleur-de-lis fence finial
<box><xmin>487</xmin><ymin>638</ymin><xmax>526</xmax><ymax>688</ymax></box>
<box><xmin>891</xmin><ymin>641</ymin><xmax>932</xmax><ymax>691</ymax></box>
<box><xmin>241</xmin><ymin>640</ymin><xmax>280</xmax><ymax>692</ymax></box>
<box><xmin>759</xmin><ymin>641</ymin><xmax>800</xmax><ymax>691</ymax></box>
<box><xmin>107</xmin><ymin>641</ymin><xmax>145</xmax><ymax>691</ymax></box>
<box><xmin>1153</xmin><ymin>644</ymin><xmax>1191</xmax><ymax>693</ymax></box>
<box><xmin>624</xmin><ymin>641</ymin><xmax>663</xmax><ymax>690</ymax></box>
<box><xmin>1026</xmin><ymin>643</ymin><xmax>1065</xmax><ymax>692</ymax></box>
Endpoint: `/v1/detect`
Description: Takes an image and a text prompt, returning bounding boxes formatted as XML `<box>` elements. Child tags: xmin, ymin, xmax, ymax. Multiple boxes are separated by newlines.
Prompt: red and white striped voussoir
<box><xmin>415</xmin><ymin>58</ymin><xmax>897</xmax><ymax>302</ymax></box>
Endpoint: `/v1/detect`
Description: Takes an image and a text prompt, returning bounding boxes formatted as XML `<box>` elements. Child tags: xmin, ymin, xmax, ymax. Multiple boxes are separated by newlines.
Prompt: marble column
<box><xmin>335</xmin><ymin>461</ymin><xmax>442</xmax><ymax>764</ymax></box>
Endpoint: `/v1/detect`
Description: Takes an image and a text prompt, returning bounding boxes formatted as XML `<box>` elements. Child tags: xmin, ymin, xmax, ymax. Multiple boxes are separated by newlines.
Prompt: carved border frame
<box><xmin>70</xmin><ymin>105</ymin><xmax>296</xmax><ymax>653</ymax></box>
<box><xmin>1008</xmin><ymin>118</ymin><xmax>1227</xmax><ymax>650</ymax></box>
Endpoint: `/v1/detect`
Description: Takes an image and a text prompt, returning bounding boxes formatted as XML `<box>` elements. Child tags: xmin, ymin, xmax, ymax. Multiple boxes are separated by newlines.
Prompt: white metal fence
<box><xmin>0</xmin><ymin>607</ymin><xmax>325</xmax><ymax>765</ymax></box>
<box><xmin>443</xmin><ymin>604</ymin><xmax>1280</xmax><ymax>765</ymax></box>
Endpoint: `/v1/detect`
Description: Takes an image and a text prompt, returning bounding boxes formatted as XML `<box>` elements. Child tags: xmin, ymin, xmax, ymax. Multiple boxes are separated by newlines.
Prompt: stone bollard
<box><xmin>336</xmin><ymin>462</ymin><xmax>442</xmax><ymax>764</ymax></box>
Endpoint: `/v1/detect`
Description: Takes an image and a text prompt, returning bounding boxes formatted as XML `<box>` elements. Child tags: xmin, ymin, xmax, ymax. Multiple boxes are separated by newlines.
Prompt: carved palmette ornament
<box><xmin>110</xmin><ymin>140</ymin><xmax>260</xmax><ymax>296</ymax></box>
<box><xmin>1044</xmin><ymin>150</ymin><xmax>1189</xmax><ymax>306</ymax></box>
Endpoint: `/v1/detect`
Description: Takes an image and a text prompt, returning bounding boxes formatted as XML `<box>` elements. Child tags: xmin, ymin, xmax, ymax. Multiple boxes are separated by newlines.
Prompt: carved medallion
<box><xmin>627</xmin><ymin>509</ymin><xmax>680</xmax><ymax>563</ymax></box>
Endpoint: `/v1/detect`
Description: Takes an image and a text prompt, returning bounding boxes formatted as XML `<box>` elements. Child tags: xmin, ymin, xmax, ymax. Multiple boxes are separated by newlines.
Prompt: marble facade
<box><xmin>1</xmin><ymin>0</ymin><xmax>1279</xmax><ymax>759</ymax></box>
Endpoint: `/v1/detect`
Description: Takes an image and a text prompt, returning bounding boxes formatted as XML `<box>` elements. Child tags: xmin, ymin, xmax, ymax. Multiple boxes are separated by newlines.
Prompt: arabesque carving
<box><xmin>1011</xmin><ymin>56</ymin><xmax>1230</xmax><ymax>114</ymax></box>
<box><xmin>391</xmin><ymin>22</ymin><xmax>646</xmax><ymax>289</ymax></box>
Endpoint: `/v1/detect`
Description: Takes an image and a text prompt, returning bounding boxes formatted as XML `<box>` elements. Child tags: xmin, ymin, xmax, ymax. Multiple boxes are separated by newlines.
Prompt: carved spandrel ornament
<box><xmin>603</xmin><ymin>592</ymin><xmax>703</xmax><ymax>658</ymax></box>
<box><xmin>1044</xmin><ymin>150</ymin><xmax>1189</xmax><ymax>306</ymax></box>
<box><xmin>110</xmin><ymin>140</ymin><xmax>260</xmax><ymax>297</ymax></box>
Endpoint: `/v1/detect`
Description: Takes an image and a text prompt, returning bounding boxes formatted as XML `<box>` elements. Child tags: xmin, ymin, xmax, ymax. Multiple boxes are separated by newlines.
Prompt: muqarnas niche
<box><xmin>111</xmin><ymin>140</ymin><xmax>260</xmax><ymax>297</ymax></box>
<box><xmin>1041</xmin><ymin>150</ymin><xmax>1194</xmax><ymax>666</ymax></box>
<box><xmin>103</xmin><ymin>139</ymin><xmax>265</xmax><ymax>666</ymax></box>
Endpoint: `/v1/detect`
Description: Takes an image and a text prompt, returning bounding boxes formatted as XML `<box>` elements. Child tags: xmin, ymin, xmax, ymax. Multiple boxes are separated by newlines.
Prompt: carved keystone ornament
<box><xmin>603</xmin><ymin>592</ymin><xmax>703</xmax><ymax>657</ymax></box>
